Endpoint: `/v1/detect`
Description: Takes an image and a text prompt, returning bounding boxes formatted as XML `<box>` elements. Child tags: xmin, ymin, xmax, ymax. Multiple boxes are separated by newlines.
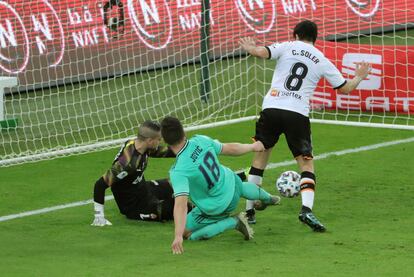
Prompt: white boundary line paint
<box><xmin>1</xmin><ymin>136</ymin><xmax>414</xmax><ymax>223</ymax></box>
<box><xmin>0</xmin><ymin>196</ymin><xmax>113</xmax><ymax>223</ymax></box>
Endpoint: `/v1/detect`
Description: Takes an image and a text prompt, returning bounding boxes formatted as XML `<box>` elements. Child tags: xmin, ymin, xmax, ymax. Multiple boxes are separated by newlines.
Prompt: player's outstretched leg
<box><xmin>253</xmin><ymin>195</ymin><xmax>281</xmax><ymax>211</ymax></box>
<box><xmin>188</xmin><ymin>217</ymin><xmax>238</xmax><ymax>240</ymax></box>
<box><xmin>241</xmin><ymin>181</ymin><xmax>280</xmax><ymax>210</ymax></box>
<box><xmin>235</xmin><ymin>212</ymin><xmax>254</xmax><ymax>240</ymax></box>
<box><xmin>298</xmin><ymin>206</ymin><xmax>326</xmax><ymax>232</ymax></box>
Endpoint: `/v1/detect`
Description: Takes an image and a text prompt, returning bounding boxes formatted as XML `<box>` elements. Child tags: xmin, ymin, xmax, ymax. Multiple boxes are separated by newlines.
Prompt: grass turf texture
<box><xmin>1</xmin><ymin>121</ymin><xmax>414</xmax><ymax>276</ymax></box>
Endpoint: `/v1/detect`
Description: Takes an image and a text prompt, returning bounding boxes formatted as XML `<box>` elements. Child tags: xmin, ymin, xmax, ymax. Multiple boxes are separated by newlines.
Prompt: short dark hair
<box><xmin>293</xmin><ymin>20</ymin><xmax>318</xmax><ymax>43</ymax></box>
<box><xmin>137</xmin><ymin>120</ymin><xmax>161</xmax><ymax>140</ymax></box>
<box><xmin>161</xmin><ymin>116</ymin><xmax>185</xmax><ymax>146</ymax></box>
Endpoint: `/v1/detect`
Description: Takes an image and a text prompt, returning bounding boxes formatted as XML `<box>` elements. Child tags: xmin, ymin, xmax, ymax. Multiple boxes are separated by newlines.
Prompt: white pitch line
<box><xmin>266</xmin><ymin>136</ymin><xmax>414</xmax><ymax>170</ymax></box>
<box><xmin>0</xmin><ymin>196</ymin><xmax>113</xmax><ymax>223</ymax></box>
<box><xmin>1</xmin><ymin>136</ymin><xmax>414</xmax><ymax>223</ymax></box>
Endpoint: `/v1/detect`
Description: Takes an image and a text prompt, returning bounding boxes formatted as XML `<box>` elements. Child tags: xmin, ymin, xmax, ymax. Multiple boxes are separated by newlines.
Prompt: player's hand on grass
<box><xmin>252</xmin><ymin>141</ymin><xmax>265</xmax><ymax>152</ymax></box>
<box><xmin>91</xmin><ymin>201</ymin><xmax>112</xmax><ymax>226</ymax></box>
<box><xmin>171</xmin><ymin>236</ymin><xmax>184</xmax><ymax>254</ymax></box>
<box><xmin>91</xmin><ymin>216</ymin><xmax>112</xmax><ymax>226</ymax></box>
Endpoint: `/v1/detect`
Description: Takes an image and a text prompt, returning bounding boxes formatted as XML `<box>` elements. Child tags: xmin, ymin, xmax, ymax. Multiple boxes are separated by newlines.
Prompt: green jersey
<box><xmin>169</xmin><ymin>135</ymin><xmax>236</xmax><ymax>215</ymax></box>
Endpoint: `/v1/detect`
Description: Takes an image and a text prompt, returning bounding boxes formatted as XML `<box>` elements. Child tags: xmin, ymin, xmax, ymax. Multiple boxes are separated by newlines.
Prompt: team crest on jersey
<box><xmin>270</xmin><ymin>88</ymin><xmax>279</xmax><ymax>96</ymax></box>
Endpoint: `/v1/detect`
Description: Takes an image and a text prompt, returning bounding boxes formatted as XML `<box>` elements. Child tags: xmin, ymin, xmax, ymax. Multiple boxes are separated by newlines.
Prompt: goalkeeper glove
<box><xmin>91</xmin><ymin>202</ymin><xmax>112</xmax><ymax>227</ymax></box>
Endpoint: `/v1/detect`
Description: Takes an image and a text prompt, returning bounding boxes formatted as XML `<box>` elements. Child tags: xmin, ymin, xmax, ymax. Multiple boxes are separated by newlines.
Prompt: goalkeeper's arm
<box><xmin>91</xmin><ymin>178</ymin><xmax>112</xmax><ymax>226</ymax></box>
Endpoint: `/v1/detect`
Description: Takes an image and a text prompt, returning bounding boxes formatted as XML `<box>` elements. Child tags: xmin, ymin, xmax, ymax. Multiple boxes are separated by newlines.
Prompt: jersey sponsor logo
<box><xmin>234</xmin><ymin>0</ymin><xmax>276</xmax><ymax>33</ymax></box>
<box><xmin>345</xmin><ymin>0</ymin><xmax>381</xmax><ymax>18</ymax></box>
<box><xmin>270</xmin><ymin>88</ymin><xmax>279</xmax><ymax>96</ymax></box>
<box><xmin>127</xmin><ymin>0</ymin><xmax>173</xmax><ymax>49</ymax></box>
<box><xmin>116</xmin><ymin>171</ymin><xmax>128</xmax><ymax>179</ymax></box>
<box><xmin>270</xmin><ymin>88</ymin><xmax>302</xmax><ymax>100</ymax></box>
<box><xmin>341</xmin><ymin>53</ymin><xmax>382</xmax><ymax>90</ymax></box>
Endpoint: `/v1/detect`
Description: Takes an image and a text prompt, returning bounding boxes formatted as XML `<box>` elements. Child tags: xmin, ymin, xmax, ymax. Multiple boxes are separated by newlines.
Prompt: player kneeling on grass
<box><xmin>91</xmin><ymin>120</ymin><xmax>178</xmax><ymax>226</ymax></box>
<box><xmin>160</xmin><ymin>116</ymin><xmax>281</xmax><ymax>254</ymax></box>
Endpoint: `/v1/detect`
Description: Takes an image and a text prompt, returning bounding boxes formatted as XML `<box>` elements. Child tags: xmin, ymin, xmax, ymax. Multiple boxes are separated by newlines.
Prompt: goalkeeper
<box><xmin>91</xmin><ymin>120</ymin><xmax>177</xmax><ymax>226</ymax></box>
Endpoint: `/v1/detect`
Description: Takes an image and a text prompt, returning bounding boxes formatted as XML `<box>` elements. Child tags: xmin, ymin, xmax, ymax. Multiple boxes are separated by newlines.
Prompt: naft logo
<box><xmin>234</xmin><ymin>0</ymin><xmax>276</xmax><ymax>33</ymax></box>
<box><xmin>345</xmin><ymin>0</ymin><xmax>381</xmax><ymax>18</ymax></box>
<box><xmin>31</xmin><ymin>0</ymin><xmax>65</xmax><ymax>67</ymax></box>
<box><xmin>128</xmin><ymin>0</ymin><xmax>172</xmax><ymax>50</ymax></box>
<box><xmin>0</xmin><ymin>1</ymin><xmax>30</xmax><ymax>74</ymax></box>
<box><xmin>342</xmin><ymin>53</ymin><xmax>382</xmax><ymax>90</ymax></box>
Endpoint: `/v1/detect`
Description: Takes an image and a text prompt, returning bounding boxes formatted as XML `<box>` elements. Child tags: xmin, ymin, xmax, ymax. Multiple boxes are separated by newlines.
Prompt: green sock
<box><xmin>188</xmin><ymin>217</ymin><xmax>237</xmax><ymax>240</ymax></box>
<box><xmin>241</xmin><ymin>181</ymin><xmax>272</xmax><ymax>203</ymax></box>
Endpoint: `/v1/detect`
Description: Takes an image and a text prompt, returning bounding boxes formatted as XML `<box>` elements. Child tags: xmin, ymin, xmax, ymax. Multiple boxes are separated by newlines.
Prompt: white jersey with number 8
<box><xmin>262</xmin><ymin>40</ymin><xmax>346</xmax><ymax>117</ymax></box>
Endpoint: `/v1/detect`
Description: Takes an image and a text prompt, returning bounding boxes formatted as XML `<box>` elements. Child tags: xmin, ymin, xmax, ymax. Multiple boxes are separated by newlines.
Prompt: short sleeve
<box><xmin>323</xmin><ymin>60</ymin><xmax>347</xmax><ymax>89</ymax></box>
<box><xmin>170</xmin><ymin>171</ymin><xmax>190</xmax><ymax>198</ymax></box>
<box><xmin>211</xmin><ymin>139</ymin><xmax>223</xmax><ymax>155</ymax></box>
<box><xmin>197</xmin><ymin>135</ymin><xmax>222</xmax><ymax>155</ymax></box>
<box><xmin>266</xmin><ymin>43</ymin><xmax>284</xmax><ymax>60</ymax></box>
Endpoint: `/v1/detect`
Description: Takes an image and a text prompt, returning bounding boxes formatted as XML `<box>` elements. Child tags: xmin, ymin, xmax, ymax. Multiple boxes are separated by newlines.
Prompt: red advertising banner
<box><xmin>0</xmin><ymin>0</ymin><xmax>413</xmax><ymax>104</ymax></box>
<box><xmin>313</xmin><ymin>41</ymin><xmax>414</xmax><ymax>113</ymax></box>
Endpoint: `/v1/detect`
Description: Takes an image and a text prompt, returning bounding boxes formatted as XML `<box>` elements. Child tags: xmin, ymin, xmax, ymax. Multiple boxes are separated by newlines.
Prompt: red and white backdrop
<box><xmin>0</xmin><ymin>0</ymin><xmax>413</xmax><ymax>111</ymax></box>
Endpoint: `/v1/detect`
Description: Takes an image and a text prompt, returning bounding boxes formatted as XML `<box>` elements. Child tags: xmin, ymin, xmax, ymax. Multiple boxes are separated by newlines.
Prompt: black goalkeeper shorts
<box><xmin>124</xmin><ymin>179</ymin><xmax>175</xmax><ymax>221</ymax></box>
<box><xmin>253</xmin><ymin>108</ymin><xmax>313</xmax><ymax>158</ymax></box>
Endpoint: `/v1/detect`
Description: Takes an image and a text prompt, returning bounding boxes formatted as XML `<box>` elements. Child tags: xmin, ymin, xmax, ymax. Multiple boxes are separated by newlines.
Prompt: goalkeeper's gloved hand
<box><xmin>91</xmin><ymin>202</ymin><xmax>112</xmax><ymax>227</ymax></box>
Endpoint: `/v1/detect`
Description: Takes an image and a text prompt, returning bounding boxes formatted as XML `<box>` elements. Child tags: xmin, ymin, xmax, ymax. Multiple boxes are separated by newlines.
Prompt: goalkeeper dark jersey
<box><xmin>102</xmin><ymin>139</ymin><xmax>175</xmax><ymax>217</ymax></box>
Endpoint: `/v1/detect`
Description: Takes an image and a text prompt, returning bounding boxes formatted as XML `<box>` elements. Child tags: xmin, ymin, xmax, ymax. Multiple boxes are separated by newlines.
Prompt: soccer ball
<box><xmin>276</xmin><ymin>171</ymin><xmax>301</xmax><ymax>198</ymax></box>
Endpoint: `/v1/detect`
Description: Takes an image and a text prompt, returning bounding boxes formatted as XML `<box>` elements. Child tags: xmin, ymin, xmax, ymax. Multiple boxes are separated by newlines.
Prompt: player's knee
<box><xmin>296</xmin><ymin>155</ymin><xmax>314</xmax><ymax>172</ymax></box>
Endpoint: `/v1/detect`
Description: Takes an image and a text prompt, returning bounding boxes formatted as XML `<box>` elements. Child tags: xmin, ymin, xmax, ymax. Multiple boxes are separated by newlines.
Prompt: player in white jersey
<box><xmin>239</xmin><ymin>20</ymin><xmax>371</xmax><ymax>231</ymax></box>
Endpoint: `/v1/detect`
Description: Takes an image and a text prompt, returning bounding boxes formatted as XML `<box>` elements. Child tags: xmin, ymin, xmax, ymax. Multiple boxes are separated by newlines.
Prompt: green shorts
<box><xmin>185</xmin><ymin>173</ymin><xmax>243</xmax><ymax>232</ymax></box>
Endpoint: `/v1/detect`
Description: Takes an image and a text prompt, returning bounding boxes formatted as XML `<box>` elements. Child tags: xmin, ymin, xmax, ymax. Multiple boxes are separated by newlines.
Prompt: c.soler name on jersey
<box><xmin>292</xmin><ymin>49</ymin><xmax>320</xmax><ymax>64</ymax></box>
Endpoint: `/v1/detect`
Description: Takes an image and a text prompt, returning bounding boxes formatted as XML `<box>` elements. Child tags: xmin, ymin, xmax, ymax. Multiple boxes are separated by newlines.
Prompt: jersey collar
<box><xmin>176</xmin><ymin>139</ymin><xmax>189</xmax><ymax>158</ymax></box>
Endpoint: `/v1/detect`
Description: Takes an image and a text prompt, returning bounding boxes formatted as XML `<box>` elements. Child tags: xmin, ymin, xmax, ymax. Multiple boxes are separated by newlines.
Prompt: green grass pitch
<box><xmin>1</xmin><ymin>29</ymin><xmax>414</xmax><ymax>276</ymax></box>
<box><xmin>1</xmin><ymin>121</ymin><xmax>414</xmax><ymax>276</ymax></box>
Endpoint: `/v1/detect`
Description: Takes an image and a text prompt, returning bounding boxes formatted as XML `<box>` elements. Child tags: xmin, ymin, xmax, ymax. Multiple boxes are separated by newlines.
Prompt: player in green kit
<box><xmin>161</xmin><ymin>116</ymin><xmax>280</xmax><ymax>254</ymax></box>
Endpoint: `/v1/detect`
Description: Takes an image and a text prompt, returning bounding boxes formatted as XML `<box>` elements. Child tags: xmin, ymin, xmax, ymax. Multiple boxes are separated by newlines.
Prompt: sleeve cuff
<box><xmin>174</xmin><ymin>192</ymin><xmax>189</xmax><ymax>198</ymax></box>
<box><xmin>264</xmin><ymin>46</ymin><xmax>271</xmax><ymax>59</ymax></box>
<box><xmin>334</xmin><ymin>80</ymin><xmax>347</xmax><ymax>90</ymax></box>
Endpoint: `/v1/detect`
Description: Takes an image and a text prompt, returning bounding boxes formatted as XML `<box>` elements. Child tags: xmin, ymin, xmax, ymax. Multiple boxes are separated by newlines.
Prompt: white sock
<box><xmin>301</xmin><ymin>190</ymin><xmax>314</xmax><ymax>210</ymax></box>
<box><xmin>246</xmin><ymin>174</ymin><xmax>262</xmax><ymax>210</ymax></box>
<box><xmin>300</xmin><ymin>176</ymin><xmax>315</xmax><ymax>210</ymax></box>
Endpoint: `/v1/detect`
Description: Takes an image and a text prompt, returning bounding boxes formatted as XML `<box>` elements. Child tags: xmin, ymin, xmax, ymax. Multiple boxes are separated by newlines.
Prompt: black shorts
<box><xmin>145</xmin><ymin>179</ymin><xmax>175</xmax><ymax>221</ymax></box>
<box><xmin>114</xmin><ymin>178</ymin><xmax>175</xmax><ymax>221</ymax></box>
<box><xmin>254</xmin><ymin>108</ymin><xmax>313</xmax><ymax>158</ymax></box>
